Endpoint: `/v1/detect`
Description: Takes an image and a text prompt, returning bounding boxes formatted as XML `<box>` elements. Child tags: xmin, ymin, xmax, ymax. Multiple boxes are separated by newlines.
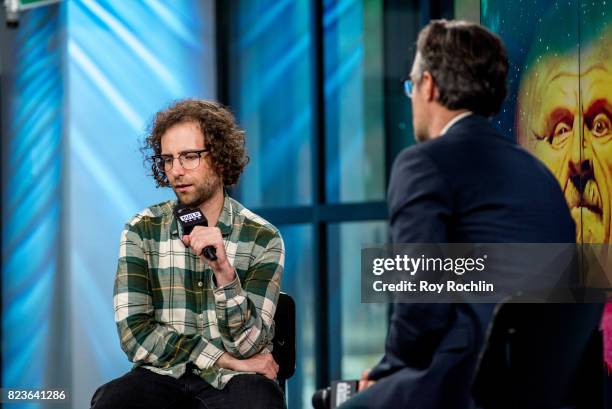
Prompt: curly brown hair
<box><xmin>143</xmin><ymin>99</ymin><xmax>249</xmax><ymax>187</ymax></box>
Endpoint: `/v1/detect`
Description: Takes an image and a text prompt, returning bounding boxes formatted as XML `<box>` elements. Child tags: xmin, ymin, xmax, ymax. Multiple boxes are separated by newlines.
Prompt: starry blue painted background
<box><xmin>481</xmin><ymin>0</ymin><xmax>610</xmax><ymax>140</ymax></box>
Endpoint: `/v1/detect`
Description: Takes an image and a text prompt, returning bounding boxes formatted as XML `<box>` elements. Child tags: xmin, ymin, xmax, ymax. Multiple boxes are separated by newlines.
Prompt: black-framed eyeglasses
<box><xmin>151</xmin><ymin>149</ymin><xmax>209</xmax><ymax>171</ymax></box>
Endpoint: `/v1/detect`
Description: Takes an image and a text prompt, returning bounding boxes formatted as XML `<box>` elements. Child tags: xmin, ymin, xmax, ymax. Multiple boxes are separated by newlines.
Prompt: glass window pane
<box><xmin>328</xmin><ymin>221</ymin><xmax>388</xmax><ymax>379</ymax></box>
<box><xmin>229</xmin><ymin>0</ymin><xmax>313</xmax><ymax>207</ymax></box>
<box><xmin>279</xmin><ymin>224</ymin><xmax>315</xmax><ymax>409</ymax></box>
<box><xmin>324</xmin><ymin>0</ymin><xmax>386</xmax><ymax>203</ymax></box>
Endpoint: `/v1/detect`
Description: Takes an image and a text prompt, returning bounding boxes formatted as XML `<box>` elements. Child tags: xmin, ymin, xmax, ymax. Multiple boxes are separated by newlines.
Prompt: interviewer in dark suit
<box><xmin>339</xmin><ymin>20</ymin><xmax>575</xmax><ymax>409</ymax></box>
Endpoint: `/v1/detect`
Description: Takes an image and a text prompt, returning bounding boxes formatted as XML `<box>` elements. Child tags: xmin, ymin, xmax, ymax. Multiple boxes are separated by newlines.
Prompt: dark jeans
<box><xmin>90</xmin><ymin>367</ymin><xmax>285</xmax><ymax>409</ymax></box>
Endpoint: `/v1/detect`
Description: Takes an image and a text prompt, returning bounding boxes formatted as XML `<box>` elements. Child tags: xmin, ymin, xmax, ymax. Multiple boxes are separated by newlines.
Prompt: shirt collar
<box><xmin>216</xmin><ymin>193</ymin><xmax>233</xmax><ymax>237</ymax></box>
<box><xmin>440</xmin><ymin>111</ymin><xmax>473</xmax><ymax>136</ymax></box>
<box><xmin>170</xmin><ymin>192</ymin><xmax>233</xmax><ymax>238</ymax></box>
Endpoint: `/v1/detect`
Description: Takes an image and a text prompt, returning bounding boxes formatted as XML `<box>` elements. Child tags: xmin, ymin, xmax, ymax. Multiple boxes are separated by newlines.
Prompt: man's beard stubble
<box><xmin>173</xmin><ymin>176</ymin><xmax>222</xmax><ymax>208</ymax></box>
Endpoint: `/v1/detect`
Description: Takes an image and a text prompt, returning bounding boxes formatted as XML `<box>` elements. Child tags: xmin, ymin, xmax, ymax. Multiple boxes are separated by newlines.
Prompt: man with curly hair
<box><xmin>91</xmin><ymin>99</ymin><xmax>286</xmax><ymax>409</ymax></box>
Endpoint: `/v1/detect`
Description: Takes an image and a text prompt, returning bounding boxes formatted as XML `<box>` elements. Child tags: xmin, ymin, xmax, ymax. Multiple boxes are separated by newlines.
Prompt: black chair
<box><xmin>273</xmin><ymin>292</ymin><xmax>296</xmax><ymax>394</ymax></box>
<box><xmin>472</xmin><ymin>301</ymin><xmax>604</xmax><ymax>409</ymax></box>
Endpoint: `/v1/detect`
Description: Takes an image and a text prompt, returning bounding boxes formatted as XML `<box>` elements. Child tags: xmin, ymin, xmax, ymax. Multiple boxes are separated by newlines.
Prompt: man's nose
<box><xmin>568</xmin><ymin>133</ymin><xmax>593</xmax><ymax>195</ymax></box>
<box><xmin>168</xmin><ymin>158</ymin><xmax>186</xmax><ymax>178</ymax></box>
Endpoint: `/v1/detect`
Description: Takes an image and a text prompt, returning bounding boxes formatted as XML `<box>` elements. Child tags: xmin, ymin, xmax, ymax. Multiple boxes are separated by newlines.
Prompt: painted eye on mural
<box><xmin>592</xmin><ymin>113</ymin><xmax>611</xmax><ymax>138</ymax></box>
<box><xmin>547</xmin><ymin>121</ymin><xmax>572</xmax><ymax>148</ymax></box>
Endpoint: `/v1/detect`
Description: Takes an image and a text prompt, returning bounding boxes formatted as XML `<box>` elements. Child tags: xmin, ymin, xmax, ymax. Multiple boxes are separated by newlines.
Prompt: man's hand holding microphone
<box><xmin>174</xmin><ymin>204</ymin><xmax>235</xmax><ymax>286</ymax></box>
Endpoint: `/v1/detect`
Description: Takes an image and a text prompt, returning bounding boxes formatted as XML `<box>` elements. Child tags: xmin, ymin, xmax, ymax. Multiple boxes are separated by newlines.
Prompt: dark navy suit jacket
<box><xmin>357</xmin><ymin>115</ymin><xmax>576</xmax><ymax>409</ymax></box>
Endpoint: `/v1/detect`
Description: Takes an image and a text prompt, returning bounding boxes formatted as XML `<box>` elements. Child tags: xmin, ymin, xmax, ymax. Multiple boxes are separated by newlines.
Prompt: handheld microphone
<box><xmin>312</xmin><ymin>387</ymin><xmax>331</xmax><ymax>409</ymax></box>
<box><xmin>312</xmin><ymin>380</ymin><xmax>359</xmax><ymax>408</ymax></box>
<box><xmin>173</xmin><ymin>203</ymin><xmax>218</xmax><ymax>261</ymax></box>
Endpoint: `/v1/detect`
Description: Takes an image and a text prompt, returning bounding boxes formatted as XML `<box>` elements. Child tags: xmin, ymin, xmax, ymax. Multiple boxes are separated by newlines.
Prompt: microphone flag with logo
<box><xmin>173</xmin><ymin>203</ymin><xmax>218</xmax><ymax>261</ymax></box>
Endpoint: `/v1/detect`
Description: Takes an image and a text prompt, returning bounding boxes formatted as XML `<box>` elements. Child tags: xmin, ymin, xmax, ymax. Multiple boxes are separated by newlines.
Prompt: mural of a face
<box><xmin>517</xmin><ymin>31</ymin><xmax>612</xmax><ymax>243</ymax></box>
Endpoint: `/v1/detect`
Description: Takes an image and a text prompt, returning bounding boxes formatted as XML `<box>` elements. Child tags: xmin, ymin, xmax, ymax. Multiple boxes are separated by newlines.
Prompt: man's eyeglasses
<box><xmin>403</xmin><ymin>78</ymin><xmax>414</xmax><ymax>98</ymax></box>
<box><xmin>152</xmin><ymin>149</ymin><xmax>209</xmax><ymax>171</ymax></box>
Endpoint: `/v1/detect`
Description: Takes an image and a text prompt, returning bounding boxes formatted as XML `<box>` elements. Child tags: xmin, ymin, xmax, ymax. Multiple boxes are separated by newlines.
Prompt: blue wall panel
<box><xmin>2</xmin><ymin>5</ymin><xmax>64</xmax><ymax>409</ymax></box>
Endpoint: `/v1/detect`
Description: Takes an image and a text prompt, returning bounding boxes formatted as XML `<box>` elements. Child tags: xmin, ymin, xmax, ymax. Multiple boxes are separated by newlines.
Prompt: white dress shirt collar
<box><xmin>440</xmin><ymin>111</ymin><xmax>473</xmax><ymax>136</ymax></box>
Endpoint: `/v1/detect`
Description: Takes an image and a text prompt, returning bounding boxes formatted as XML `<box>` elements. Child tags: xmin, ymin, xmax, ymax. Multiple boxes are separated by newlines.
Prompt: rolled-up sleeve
<box><xmin>212</xmin><ymin>230</ymin><xmax>284</xmax><ymax>358</ymax></box>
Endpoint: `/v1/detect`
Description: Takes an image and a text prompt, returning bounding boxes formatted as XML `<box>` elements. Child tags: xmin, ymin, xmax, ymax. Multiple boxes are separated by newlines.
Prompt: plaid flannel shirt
<box><xmin>113</xmin><ymin>194</ymin><xmax>284</xmax><ymax>389</ymax></box>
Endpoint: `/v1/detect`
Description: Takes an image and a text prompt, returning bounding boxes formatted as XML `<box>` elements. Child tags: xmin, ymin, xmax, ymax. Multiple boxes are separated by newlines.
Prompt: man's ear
<box><xmin>422</xmin><ymin>71</ymin><xmax>436</xmax><ymax>102</ymax></box>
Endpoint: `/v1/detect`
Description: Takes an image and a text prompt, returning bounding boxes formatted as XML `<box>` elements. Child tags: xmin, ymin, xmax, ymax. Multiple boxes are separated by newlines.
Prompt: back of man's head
<box><xmin>415</xmin><ymin>20</ymin><xmax>509</xmax><ymax>117</ymax></box>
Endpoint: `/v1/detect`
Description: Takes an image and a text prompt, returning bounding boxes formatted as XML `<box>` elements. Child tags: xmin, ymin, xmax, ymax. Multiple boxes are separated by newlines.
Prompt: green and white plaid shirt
<box><xmin>113</xmin><ymin>194</ymin><xmax>284</xmax><ymax>389</ymax></box>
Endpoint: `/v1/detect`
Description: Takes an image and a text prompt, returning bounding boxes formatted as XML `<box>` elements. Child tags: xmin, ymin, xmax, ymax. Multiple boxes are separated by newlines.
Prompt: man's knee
<box><xmin>90</xmin><ymin>368</ymin><xmax>185</xmax><ymax>409</ymax></box>
<box><xmin>90</xmin><ymin>376</ymin><xmax>132</xmax><ymax>409</ymax></box>
<box><xmin>230</xmin><ymin>374</ymin><xmax>285</xmax><ymax>409</ymax></box>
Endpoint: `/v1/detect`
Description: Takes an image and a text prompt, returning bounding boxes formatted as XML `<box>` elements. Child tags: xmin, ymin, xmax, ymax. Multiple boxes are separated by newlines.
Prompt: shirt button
<box><xmin>199</xmin><ymin>313</ymin><xmax>204</xmax><ymax>319</ymax></box>
<box><xmin>198</xmin><ymin>281</ymin><xmax>203</xmax><ymax>287</ymax></box>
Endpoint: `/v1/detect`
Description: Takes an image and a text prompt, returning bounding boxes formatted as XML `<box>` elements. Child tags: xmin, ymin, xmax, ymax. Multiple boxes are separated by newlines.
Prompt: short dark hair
<box><xmin>415</xmin><ymin>20</ymin><xmax>509</xmax><ymax>117</ymax></box>
<box><xmin>143</xmin><ymin>99</ymin><xmax>249</xmax><ymax>187</ymax></box>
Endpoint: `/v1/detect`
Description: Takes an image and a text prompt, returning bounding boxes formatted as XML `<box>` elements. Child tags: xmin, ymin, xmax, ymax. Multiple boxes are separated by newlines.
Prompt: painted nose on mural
<box><xmin>569</xmin><ymin>157</ymin><xmax>594</xmax><ymax>196</ymax></box>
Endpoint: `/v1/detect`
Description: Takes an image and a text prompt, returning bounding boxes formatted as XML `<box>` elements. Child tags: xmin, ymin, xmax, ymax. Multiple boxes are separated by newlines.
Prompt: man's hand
<box><xmin>215</xmin><ymin>352</ymin><xmax>279</xmax><ymax>380</ymax></box>
<box><xmin>358</xmin><ymin>369</ymin><xmax>376</xmax><ymax>391</ymax></box>
<box><xmin>182</xmin><ymin>226</ymin><xmax>235</xmax><ymax>286</ymax></box>
<box><xmin>236</xmin><ymin>353</ymin><xmax>280</xmax><ymax>380</ymax></box>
